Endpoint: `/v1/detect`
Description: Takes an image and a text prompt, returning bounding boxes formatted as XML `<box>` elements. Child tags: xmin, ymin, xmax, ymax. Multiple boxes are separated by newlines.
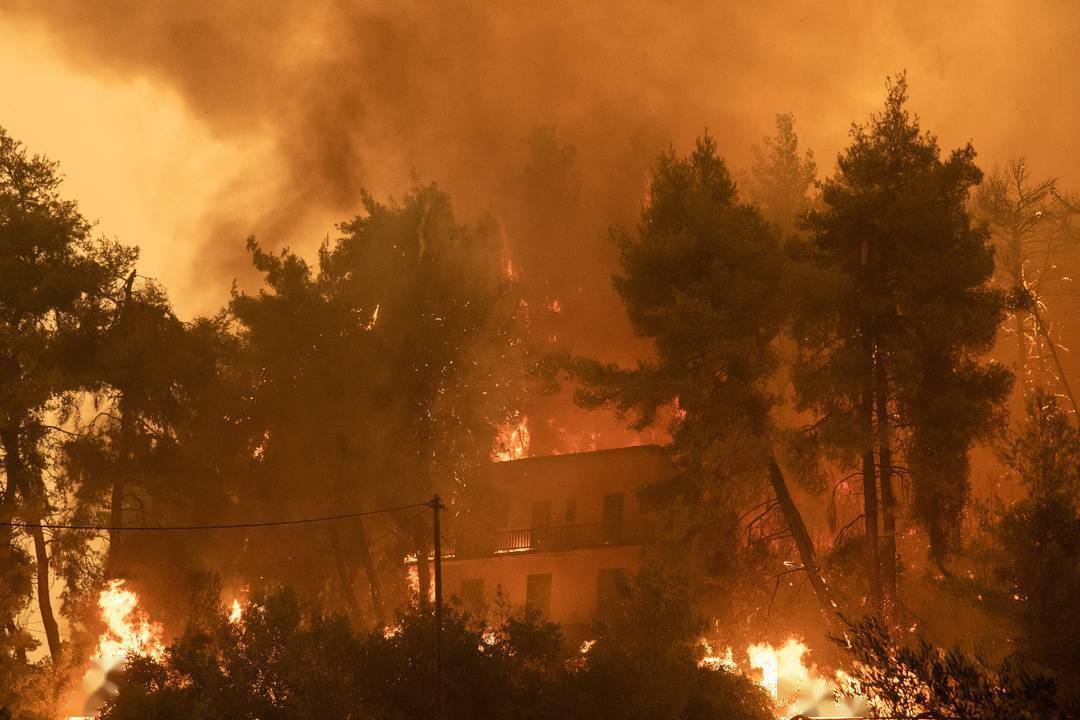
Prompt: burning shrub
<box><xmin>97</xmin><ymin>577</ymin><xmax>773</xmax><ymax>720</ymax></box>
<box><xmin>569</xmin><ymin>564</ymin><xmax>773</xmax><ymax>720</ymax></box>
<box><xmin>834</xmin><ymin>615</ymin><xmax>1077</xmax><ymax>720</ymax></box>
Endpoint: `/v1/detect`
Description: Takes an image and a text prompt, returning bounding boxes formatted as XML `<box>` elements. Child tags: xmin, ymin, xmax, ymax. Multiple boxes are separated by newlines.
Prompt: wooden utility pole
<box><xmin>430</xmin><ymin>495</ymin><xmax>445</xmax><ymax>719</ymax></box>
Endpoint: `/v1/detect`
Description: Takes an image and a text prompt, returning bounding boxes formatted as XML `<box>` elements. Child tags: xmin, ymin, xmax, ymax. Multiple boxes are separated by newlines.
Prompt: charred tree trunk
<box><xmin>31</xmin><ymin>524</ymin><xmax>60</xmax><ymax>659</ymax></box>
<box><xmin>875</xmin><ymin>358</ymin><xmax>897</xmax><ymax>621</ymax></box>
<box><xmin>329</xmin><ymin>526</ymin><xmax>364</xmax><ymax>624</ymax></box>
<box><xmin>861</xmin><ymin>335</ymin><xmax>882</xmax><ymax>617</ymax></box>
<box><xmin>767</xmin><ymin>454</ymin><xmax>838</xmax><ymax>623</ymax></box>
<box><xmin>354</xmin><ymin>517</ymin><xmax>386</xmax><ymax>626</ymax></box>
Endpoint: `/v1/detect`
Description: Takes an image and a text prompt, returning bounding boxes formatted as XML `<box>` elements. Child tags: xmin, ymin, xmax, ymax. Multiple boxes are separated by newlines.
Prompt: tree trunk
<box><xmin>31</xmin><ymin>524</ymin><xmax>61</xmax><ymax>659</ymax></box>
<box><xmin>105</xmin><ymin>478</ymin><xmax>125</xmax><ymax>579</ymax></box>
<box><xmin>329</xmin><ymin>526</ymin><xmax>364</xmax><ymax>624</ymax></box>
<box><xmin>106</xmin><ymin>403</ymin><xmax>135</xmax><ymax>579</ymax></box>
<box><xmin>875</xmin><ymin>359</ymin><xmax>897</xmax><ymax>621</ymax></box>
<box><xmin>1030</xmin><ymin>302</ymin><xmax>1080</xmax><ymax>422</ymax></box>
<box><xmin>354</xmin><ymin>517</ymin><xmax>386</xmax><ymax>626</ymax></box>
<box><xmin>1015</xmin><ymin>310</ymin><xmax>1030</xmax><ymax>400</ymax></box>
<box><xmin>2</xmin><ymin>428</ymin><xmax>61</xmax><ymax>659</ymax></box>
<box><xmin>767</xmin><ymin>454</ymin><xmax>839</xmax><ymax>624</ymax></box>
<box><xmin>861</xmin><ymin>339</ymin><xmax>882</xmax><ymax>617</ymax></box>
<box><xmin>0</xmin><ymin>446</ymin><xmax>19</xmax><ymax>647</ymax></box>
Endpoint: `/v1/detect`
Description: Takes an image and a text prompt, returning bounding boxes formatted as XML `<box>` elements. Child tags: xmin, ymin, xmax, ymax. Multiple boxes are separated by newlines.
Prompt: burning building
<box><xmin>442</xmin><ymin>445</ymin><xmax>672</xmax><ymax>632</ymax></box>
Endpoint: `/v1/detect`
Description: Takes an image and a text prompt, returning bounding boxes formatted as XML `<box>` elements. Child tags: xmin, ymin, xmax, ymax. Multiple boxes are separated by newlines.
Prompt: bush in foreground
<box><xmin>100</xmin><ymin>582</ymin><xmax>770</xmax><ymax>720</ymax></box>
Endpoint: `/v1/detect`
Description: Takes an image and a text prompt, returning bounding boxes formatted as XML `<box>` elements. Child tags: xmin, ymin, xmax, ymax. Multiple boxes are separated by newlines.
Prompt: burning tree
<box><xmin>225</xmin><ymin>182</ymin><xmax>530</xmax><ymax>621</ymax></box>
<box><xmin>0</xmin><ymin>125</ymin><xmax>136</xmax><ymax>681</ymax></box>
<box><xmin>835</xmin><ymin>615</ymin><xmax>1070</xmax><ymax>720</ymax></box>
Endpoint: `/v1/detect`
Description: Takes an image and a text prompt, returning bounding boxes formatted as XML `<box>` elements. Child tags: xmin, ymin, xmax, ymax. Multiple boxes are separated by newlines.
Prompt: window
<box><xmin>526</xmin><ymin>573</ymin><xmax>552</xmax><ymax>616</ymax></box>
<box><xmin>603</xmin><ymin>493</ymin><xmax>624</xmax><ymax>541</ymax></box>
<box><xmin>531</xmin><ymin>500</ymin><xmax>552</xmax><ymax>528</ymax></box>
<box><xmin>597</xmin><ymin>568</ymin><xmax>627</xmax><ymax>619</ymax></box>
<box><xmin>531</xmin><ymin>500</ymin><xmax>552</xmax><ymax>547</ymax></box>
<box><xmin>565</xmin><ymin>497</ymin><xmax>577</xmax><ymax>523</ymax></box>
<box><xmin>459</xmin><ymin>578</ymin><xmax>484</xmax><ymax>612</ymax></box>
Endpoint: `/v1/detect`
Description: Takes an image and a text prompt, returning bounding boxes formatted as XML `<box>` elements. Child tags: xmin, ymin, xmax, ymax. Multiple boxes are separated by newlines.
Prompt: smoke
<box><xmin>7</xmin><ymin>1</ymin><xmax>1079</xmax><ymax>286</ymax></box>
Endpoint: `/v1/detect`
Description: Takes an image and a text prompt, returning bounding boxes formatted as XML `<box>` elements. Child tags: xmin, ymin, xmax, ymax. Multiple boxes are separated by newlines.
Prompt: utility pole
<box><xmin>430</xmin><ymin>494</ymin><xmax>445</xmax><ymax>719</ymax></box>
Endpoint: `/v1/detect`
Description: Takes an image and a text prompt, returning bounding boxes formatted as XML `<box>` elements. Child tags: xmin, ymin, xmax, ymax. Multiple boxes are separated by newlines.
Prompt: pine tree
<box><xmin>575</xmin><ymin>135</ymin><xmax>838</xmax><ymax>621</ymax></box>
<box><xmin>793</xmin><ymin>75</ymin><xmax>1011</xmax><ymax>617</ymax></box>
<box><xmin>0</xmin><ymin>126</ymin><xmax>135</xmax><ymax>662</ymax></box>
<box><xmin>748</xmin><ymin>113</ymin><xmax>817</xmax><ymax>236</ymax></box>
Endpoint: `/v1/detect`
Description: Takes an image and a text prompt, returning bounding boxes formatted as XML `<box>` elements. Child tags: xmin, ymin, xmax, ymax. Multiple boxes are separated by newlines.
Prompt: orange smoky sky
<box><xmin>1</xmin><ymin>0</ymin><xmax>1078</xmax><ymax>361</ymax></box>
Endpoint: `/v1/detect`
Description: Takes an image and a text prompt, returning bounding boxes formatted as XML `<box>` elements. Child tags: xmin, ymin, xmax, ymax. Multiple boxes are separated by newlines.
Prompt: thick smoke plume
<box><xmin>7</xmin><ymin>1</ymin><xmax>1080</xmax><ymax>299</ymax></box>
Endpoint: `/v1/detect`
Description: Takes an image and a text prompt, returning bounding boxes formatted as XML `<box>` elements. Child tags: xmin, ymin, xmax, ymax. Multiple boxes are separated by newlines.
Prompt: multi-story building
<box><xmin>443</xmin><ymin>444</ymin><xmax>673</xmax><ymax>633</ymax></box>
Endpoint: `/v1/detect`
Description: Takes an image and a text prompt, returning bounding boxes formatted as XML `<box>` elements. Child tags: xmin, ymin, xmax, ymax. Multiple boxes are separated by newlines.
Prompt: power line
<box><xmin>365</xmin><ymin>508</ymin><xmax>429</xmax><ymax>550</ymax></box>
<box><xmin>5</xmin><ymin>501</ymin><xmax>434</xmax><ymax>533</ymax></box>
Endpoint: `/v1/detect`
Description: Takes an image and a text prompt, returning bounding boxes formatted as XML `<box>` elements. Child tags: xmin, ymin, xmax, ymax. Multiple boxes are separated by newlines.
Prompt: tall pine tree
<box><xmin>793</xmin><ymin>75</ymin><xmax>1011</xmax><ymax>618</ymax></box>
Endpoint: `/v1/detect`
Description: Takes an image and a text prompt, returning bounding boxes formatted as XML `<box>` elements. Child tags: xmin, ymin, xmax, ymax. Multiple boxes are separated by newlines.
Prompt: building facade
<box><xmin>443</xmin><ymin>445</ymin><xmax>673</xmax><ymax>632</ymax></box>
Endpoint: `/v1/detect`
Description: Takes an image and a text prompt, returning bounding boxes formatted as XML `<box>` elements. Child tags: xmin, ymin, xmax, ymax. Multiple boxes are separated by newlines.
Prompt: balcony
<box><xmin>445</xmin><ymin>518</ymin><xmax>655</xmax><ymax>560</ymax></box>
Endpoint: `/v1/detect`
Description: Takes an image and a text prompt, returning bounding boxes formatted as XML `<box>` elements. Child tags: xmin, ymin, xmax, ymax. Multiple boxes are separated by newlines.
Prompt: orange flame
<box><xmin>228</xmin><ymin>598</ymin><xmax>244</xmax><ymax>624</ymax></box>
<box><xmin>700</xmin><ymin>636</ymin><xmax>869</xmax><ymax>719</ymax></box>
<box><xmin>491</xmin><ymin>415</ymin><xmax>530</xmax><ymax>462</ymax></box>
<box><xmin>93</xmin><ymin>579</ymin><xmax>165</xmax><ymax>671</ymax></box>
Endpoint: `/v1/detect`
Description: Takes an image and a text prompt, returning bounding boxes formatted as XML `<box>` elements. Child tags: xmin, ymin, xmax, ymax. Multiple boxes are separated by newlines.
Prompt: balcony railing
<box><xmin>445</xmin><ymin>518</ymin><xmax>654</xmax><ymax>560</ymax></box>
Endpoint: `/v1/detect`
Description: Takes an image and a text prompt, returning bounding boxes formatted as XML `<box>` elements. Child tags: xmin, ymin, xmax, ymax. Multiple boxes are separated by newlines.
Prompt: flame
<box><xmin>700</xmin><ymin>636</ymin><xmax>869</xmax><ymax>719</ymax></box>
<box><xmin>747</xmin><ymin>642</ymin><xmax>781</xmax><ymax>699</ymax></box>
<box><xmin>93</xmin><ymin>579</ymin><xmax>165</xmax><ymax>671</ymax></box>
<box><xmin>699</xmin><ymin>638</ymin><xmax>736</xmax><ymax>671</ymax></box>
<box><xmin>672</xmin><ymin>396</ymin><xmax>687</xmax><ymax>423</ymax></box>
<box><xmin>67</xmin><ymin>580</ymin><xmax>167</xmax><ymax>717</ymax></box>
<box><xmin>365</xmin><ymin>303</ymin><xmax>380</xmax><ymax>330</ymax></box>
<box><xmin>229</xmin><ymin>598</ymin><xmax>244</xmax><ymax>624</ymax></box>
<box><xmin>491</xmin><ymin>415</ymin><xmax>530</xmax><ymax>462</ymax></box>
<box><xmin>405</xmin><ymin>562</ymin><xmax>436</xmax><ymax>604</ymax></box>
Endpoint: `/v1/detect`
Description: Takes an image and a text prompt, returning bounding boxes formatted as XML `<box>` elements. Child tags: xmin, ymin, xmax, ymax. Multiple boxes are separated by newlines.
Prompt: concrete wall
<box><xmin>475</xmin><ymin>444</ymin><xmax>672</xmax><ymax>529</ymax></box>
<box><xmin>441</xmin><ymin>445</ymin><xmax>674</xmax><ymax>628</ymax></box>
<box><xmin>443</xmin><ymin>543</ymin><xmax>645</xmax><ymax>627</ymax></box>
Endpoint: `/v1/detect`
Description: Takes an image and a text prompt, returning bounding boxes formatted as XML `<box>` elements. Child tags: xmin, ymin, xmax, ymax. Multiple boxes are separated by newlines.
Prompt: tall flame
<box><xmin>491</xmin><ymin>415</ymin><xmax>530</xmax><ymax>462</ymax></box>
<box><xmin>93</xmin><ymin>579</ymin><xmax>165</xmax><ymax>671</ymax></box>
<box><xmin>67</xmin><ymin>580</ymin><xmax>166</xmax><ymax>718</ymax></box>
<box><xmin>701</xmin><ymin>636</ymin><xmax>869</xmax><ymax>719</ymax></box>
